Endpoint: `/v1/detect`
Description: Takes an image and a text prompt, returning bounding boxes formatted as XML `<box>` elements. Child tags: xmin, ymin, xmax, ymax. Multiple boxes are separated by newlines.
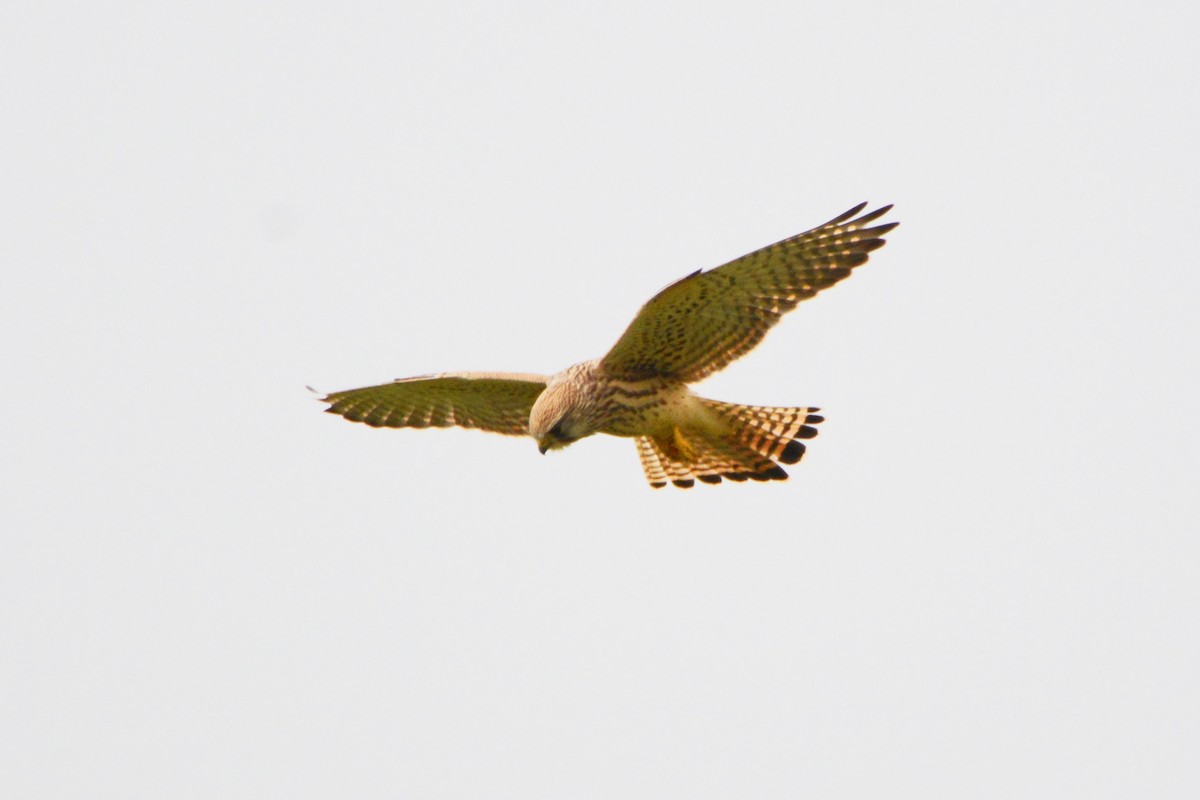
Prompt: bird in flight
<box><xmin>318</xmin><ymin>202</ymin><xmax>897</xmax><ymax>488</ymax></box>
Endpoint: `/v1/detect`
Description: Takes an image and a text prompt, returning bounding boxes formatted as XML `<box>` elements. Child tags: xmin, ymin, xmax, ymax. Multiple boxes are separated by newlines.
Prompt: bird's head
<box><xmin>529</xmin><ymin>380</ymin><xmax>587</xmax><ymax>454</ymax></box>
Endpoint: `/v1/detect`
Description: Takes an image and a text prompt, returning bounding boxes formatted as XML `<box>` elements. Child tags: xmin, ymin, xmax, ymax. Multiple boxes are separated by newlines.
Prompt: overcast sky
<box><xmin>3</xmin><ymin>2</ymin><xmax>1198</xmax><ymax>798</ymax></box>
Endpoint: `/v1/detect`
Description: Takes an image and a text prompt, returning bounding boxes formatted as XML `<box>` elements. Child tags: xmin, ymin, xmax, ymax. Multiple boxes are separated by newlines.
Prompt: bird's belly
<box><xmin>595</xmin><ymin>379</ymin><xmax>715</xmax><ymax>438</ymax></box>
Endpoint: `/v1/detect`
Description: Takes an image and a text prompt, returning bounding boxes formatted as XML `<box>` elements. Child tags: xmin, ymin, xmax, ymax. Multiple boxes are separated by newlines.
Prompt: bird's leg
<box><xmin>671</xmin><ymin>426</ymin><xmax>697</xmax><ymax>464</ymax></box>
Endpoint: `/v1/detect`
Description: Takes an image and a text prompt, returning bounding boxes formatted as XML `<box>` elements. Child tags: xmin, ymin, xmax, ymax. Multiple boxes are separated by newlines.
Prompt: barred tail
<box><xmin>634</xmin><ymin>400</ymin><xmax>824</xmax><ymax>489</ymax></box>
<box><xmin>699</xmin><ymin>399</ymin><xmax>824</xmax><ymax>465</ymax></box>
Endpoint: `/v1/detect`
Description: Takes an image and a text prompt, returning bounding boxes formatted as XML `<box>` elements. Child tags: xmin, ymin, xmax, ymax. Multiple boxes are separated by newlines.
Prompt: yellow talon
<box><xmin>672</xmin><ymin>426</ymin><xmax>697</xmax><ymax>463</ymax></box>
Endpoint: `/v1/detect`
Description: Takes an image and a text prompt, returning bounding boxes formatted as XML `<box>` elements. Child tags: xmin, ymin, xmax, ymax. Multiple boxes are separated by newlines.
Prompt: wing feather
<box><xmin>318</xmin><ymin>372</ymin><xmax>548</xmax><ymax>436</ymax></box>
<box><xmin>600</xmin><ymin>203</ymin><xmax>897</xmax><ymax>381</ymax></box>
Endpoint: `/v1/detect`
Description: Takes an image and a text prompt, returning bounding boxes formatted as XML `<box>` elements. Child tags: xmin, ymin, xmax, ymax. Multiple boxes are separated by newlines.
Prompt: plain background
<box><xmin>3</xmin><ymin>2</ymin><xmax>1197</xmax><ymax>797</ymax></box>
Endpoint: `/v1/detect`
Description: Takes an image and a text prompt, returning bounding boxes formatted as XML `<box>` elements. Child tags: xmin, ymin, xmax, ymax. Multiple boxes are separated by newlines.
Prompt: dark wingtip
<box><xmin>697</xmin><ymin>474</ymin><xmax>723</xmax><ymax>484</ymax></box>
<box><xmin>650</xmin><ymin>481</ymin><xmax>667</xmax><ymax>489</ymax></box>
<box><xmin>759</xmin><ymin>465</ymin><xmax>789</xmax><ymax>481</ymax></box>
<box><xmin>779</xmin><ymin>440</ymin><xmax>807</xmax><ymax>464</ymax></box>
<box><xmin>853</xmin><ymin>203</ymin><xmax>895</xmax><ymax>225</ymax></box>
<box><xmin>796</xmin><ymin>425</ymin><xmax>820</xmax><ymax>440</ymax></box>
<box><xmin>824</xmin><ymin>202</ymin><xmax>869</xmax><ymax>228</ymax></box>
<box><xmin>672</xmin><ymin>478</ymin><xmax>695</xmax><ymax>489</ymax></box>
<box><xmin>845</xmin><ymin>201</ymin><xmax>869</xmax><ymax>217</ymax></box>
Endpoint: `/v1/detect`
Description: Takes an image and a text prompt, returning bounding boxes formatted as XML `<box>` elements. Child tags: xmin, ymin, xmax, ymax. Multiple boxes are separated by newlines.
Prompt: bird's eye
<box><xmin>549</xmin><ymin>421</ymin><xmax>567</xmax><ymax>440</ymax></box>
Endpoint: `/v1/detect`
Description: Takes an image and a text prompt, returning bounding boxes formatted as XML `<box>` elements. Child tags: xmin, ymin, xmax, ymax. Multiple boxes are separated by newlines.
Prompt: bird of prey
<box><xmin>318</xmin><ymin>202</ymin><xmax>897</xmax><ymax>488</ymax></box>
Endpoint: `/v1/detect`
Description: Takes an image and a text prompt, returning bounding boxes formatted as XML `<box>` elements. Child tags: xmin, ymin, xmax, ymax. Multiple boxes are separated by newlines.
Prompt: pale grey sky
<box><xmin>3</xmin><ymin>2</ymin><xmax>1197</xmax><ymax>798</ymax></box>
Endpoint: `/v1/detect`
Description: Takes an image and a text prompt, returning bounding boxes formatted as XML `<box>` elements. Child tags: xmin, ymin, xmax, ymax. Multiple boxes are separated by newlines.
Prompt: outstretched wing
<box><xmin>600</xmin><ymin>203</ymin><xmax>897</xmax><ymax>382</ymax></box>
<box><xmin>318</xmin><ymin>372</ymin><xmax>548</xmax><ymax>435</ymax></box>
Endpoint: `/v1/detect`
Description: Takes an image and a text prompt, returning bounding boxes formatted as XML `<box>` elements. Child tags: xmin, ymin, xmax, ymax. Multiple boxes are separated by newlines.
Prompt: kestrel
<box><xmin>318</xmin><ymin>202</ymin><xmax>897</xmax><ymax>488</ymax></box>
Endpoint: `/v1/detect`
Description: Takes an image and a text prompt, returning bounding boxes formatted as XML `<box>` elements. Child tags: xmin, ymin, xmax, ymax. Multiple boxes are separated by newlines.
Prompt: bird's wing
<box><xmin>317</xmin><ymin>372</ymin><xmax>548</xmax><ymax>435</ymax></box>
<box><xmin>600</xmin><ymin>203</ymin><xmax>897</xmax><ymax>382</ymax></box>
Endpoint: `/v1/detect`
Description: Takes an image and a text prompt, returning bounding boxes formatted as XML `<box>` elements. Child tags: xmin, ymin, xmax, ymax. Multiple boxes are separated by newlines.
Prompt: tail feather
<box><xmin>700</xmin><ymin>399</ymin><xmax>824</xmax><ymax>463</ymax></box>
<box><xmin>634</xmin><ymin>400</ymin><xmax>823</xmax><ymax>489</ymax></box>
<box><xmin>635</xmin><ymin>436</ymin><xmax>670</xmax><ymax>489</ymax></box>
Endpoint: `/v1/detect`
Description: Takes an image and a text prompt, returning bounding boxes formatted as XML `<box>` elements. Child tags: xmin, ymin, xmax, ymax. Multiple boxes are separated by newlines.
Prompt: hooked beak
<box><xmin>538</xmin><ymin>439</ymin><xmax>550</xmax><ymax>455</ymax></box>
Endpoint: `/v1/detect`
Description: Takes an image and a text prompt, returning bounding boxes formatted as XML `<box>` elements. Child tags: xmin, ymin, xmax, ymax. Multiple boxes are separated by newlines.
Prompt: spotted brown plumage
<box><xmin>317</xmin><ymin>202</ymin><xmax>897</xmax><ymax>489</ymax></box>
<box><xmin>320</xmin><ymin>373</ymin><xmax>547</xmax><ymax>434</ymax></box>
<box><xmin>600</xmin><ymin>202</ymin><xmax>896</xmax><ymax>382</ymax></box>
